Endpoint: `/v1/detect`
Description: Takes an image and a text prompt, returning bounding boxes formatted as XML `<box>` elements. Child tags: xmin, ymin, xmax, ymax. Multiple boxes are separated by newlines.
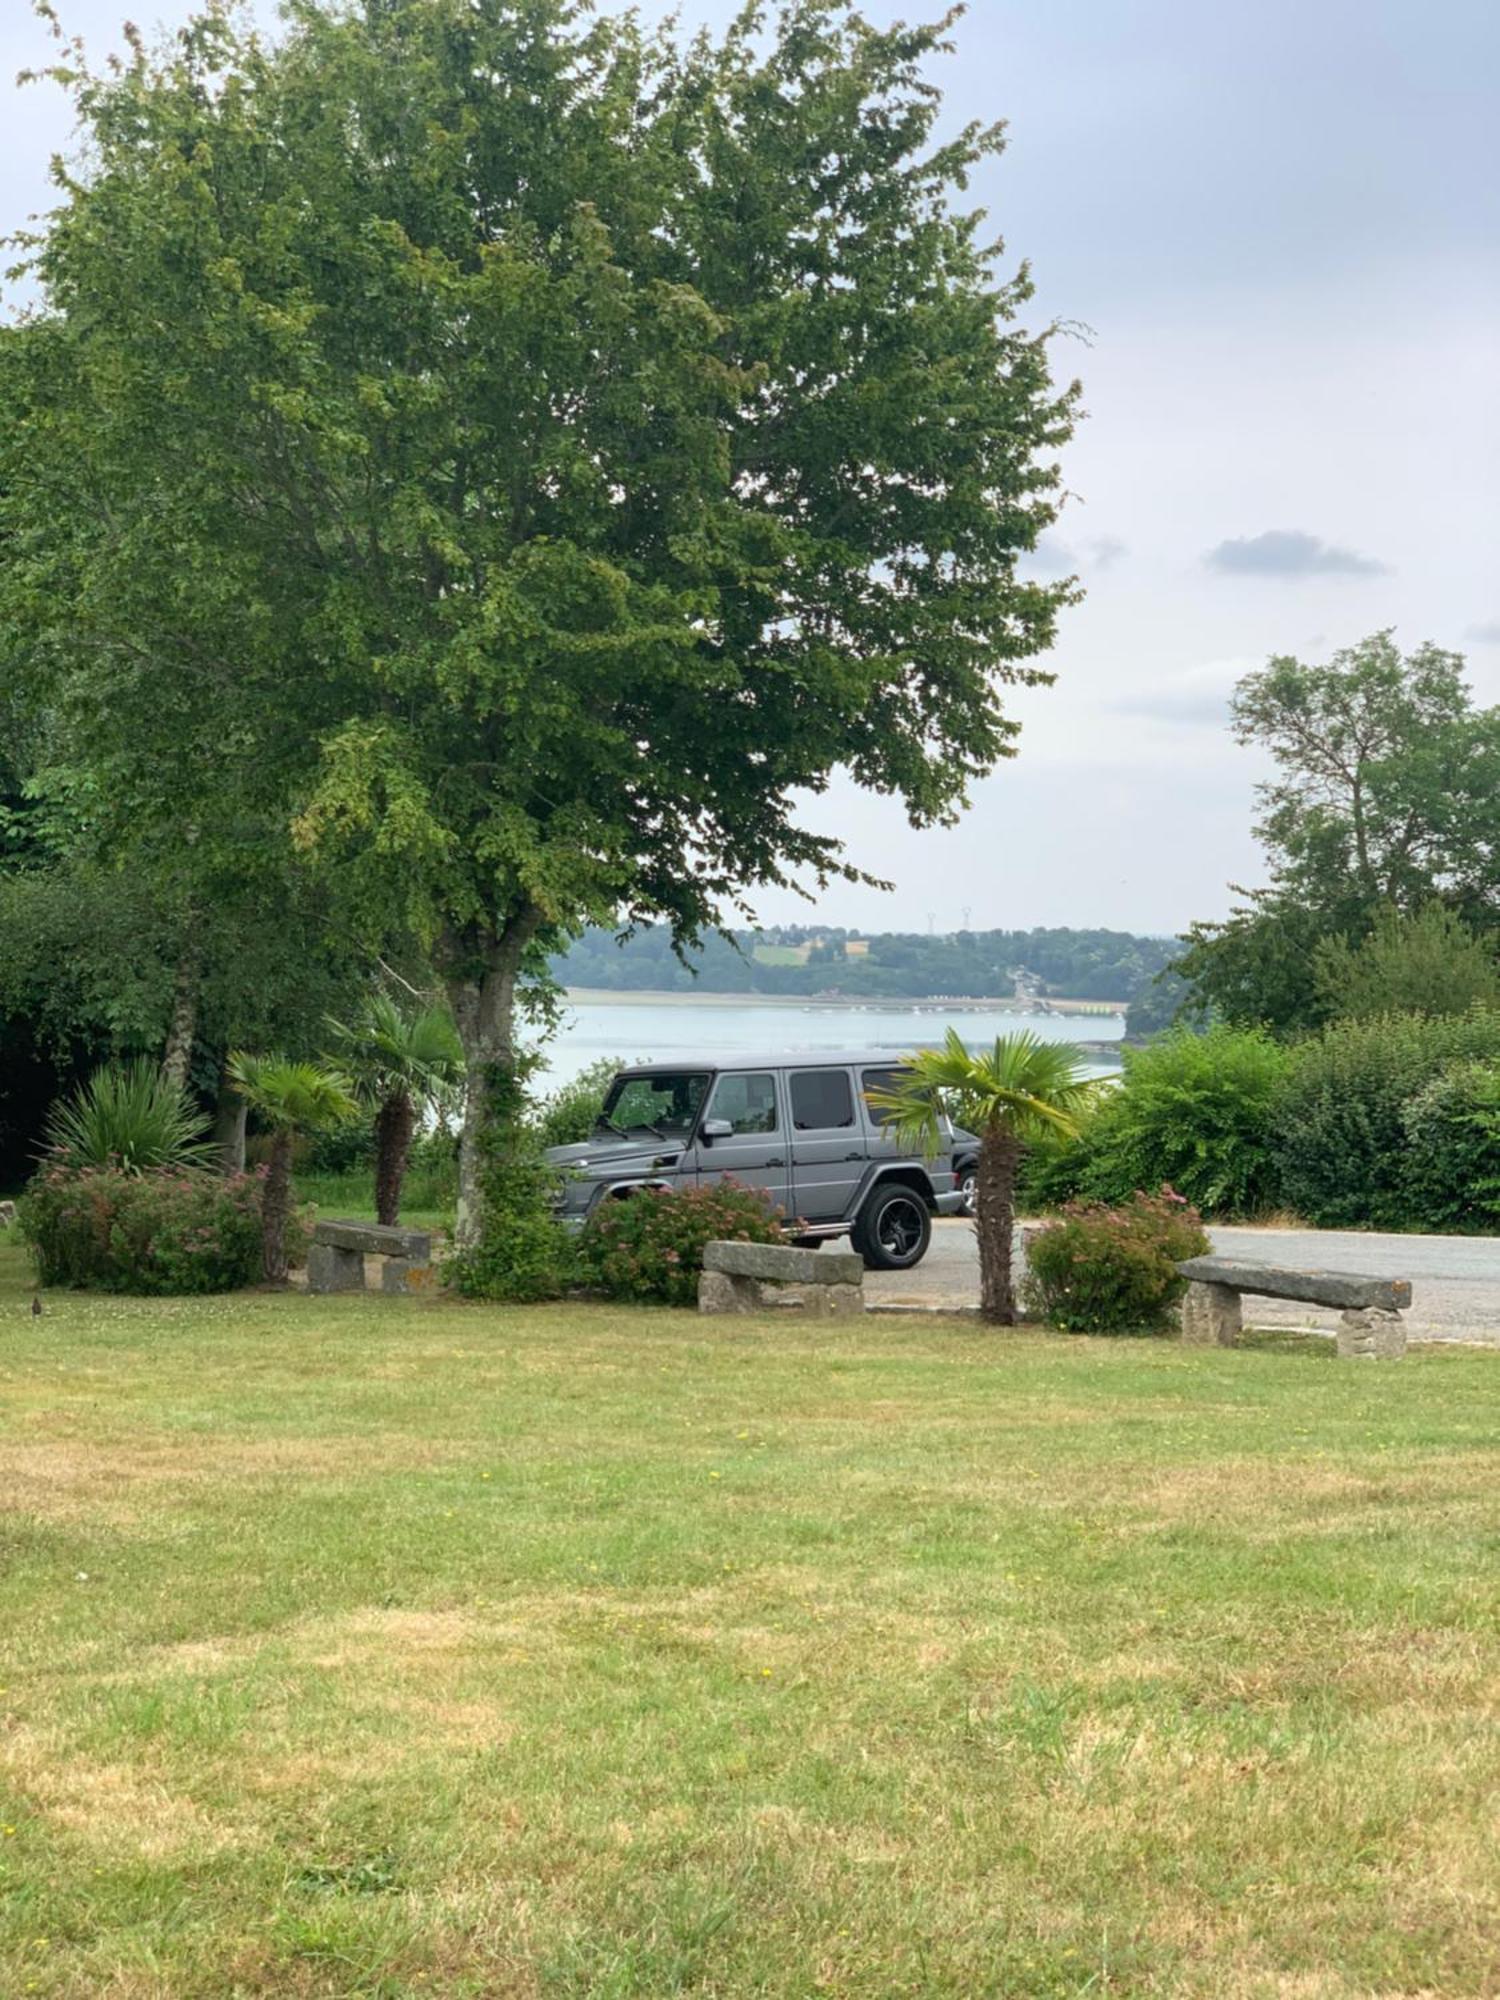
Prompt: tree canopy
<box><xmin>2</xmin><ymin>0</ymin><xmax>1081</xmax><ymax>1240</ymax></box>
<box><xmin>1176</xmin><ymin>634</ymin><xmax>1500</xmax><ymax>1032</ymax></box>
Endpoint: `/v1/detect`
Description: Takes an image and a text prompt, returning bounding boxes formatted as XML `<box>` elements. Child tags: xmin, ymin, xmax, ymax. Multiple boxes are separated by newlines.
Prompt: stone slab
<box><xmin>312</xmin><ymin>1217</ymin><xmax>432</xmax><ymax>1260</ymax></box>
<box><xmin>1176</xmin><ymin>1256</ymin><xmax>1411</xmax><ymax>1314</ymax></box>
<box><xmin>703</xmin><ymin>1240</ymin><xmax>865</xmax><ymax>1287</ymax></box>
<box><xmin>0</xmin><ymin>1200</ymin><xmax>16</xmax><ymax>1230</ymax></box>
<box><xmin>306</xmin><ymin>1242</ymin><xmax>365</xmax><ymax>1295</ymax></box>
<box><xmin>380</xmin><ymin>1259</ymin><xmax>436</xmax><ymax>1296</ymax></box>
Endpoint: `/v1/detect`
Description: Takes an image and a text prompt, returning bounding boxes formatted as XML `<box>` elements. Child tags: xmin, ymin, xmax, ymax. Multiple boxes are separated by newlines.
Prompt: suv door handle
<box><xmin>765</xmin><ymin>1156</ymin><xmax>786</xmax><ymax>1167</ymax></box>
<box><xmin>843</xmin><ymin>1151</ymin><xmax>862</xmax><ymax>1161</ymax></box>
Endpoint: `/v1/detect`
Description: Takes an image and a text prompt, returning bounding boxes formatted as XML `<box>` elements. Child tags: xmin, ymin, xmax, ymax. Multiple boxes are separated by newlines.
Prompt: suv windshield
<box><xmin>598</xmin><ymin>1071</ymin><xmax>710</xmax><ymax>1139</ymax></box>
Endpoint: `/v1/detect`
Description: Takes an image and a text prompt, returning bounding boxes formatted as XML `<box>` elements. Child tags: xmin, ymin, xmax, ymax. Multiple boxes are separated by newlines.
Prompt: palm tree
<box><xmin>227</xmin><ymin>1054</ymin><xmax>357</xmax><ymax>1283</ymax></box>
<box><xmin>326</xmin><ymin>994</ymin><xmax>464</xmax><ymax>1225</ymax></box>
<box><xmin>867</xmin><ymin>1030</ymin><xmax>1100</xmax><ymax>1325</ymax></box>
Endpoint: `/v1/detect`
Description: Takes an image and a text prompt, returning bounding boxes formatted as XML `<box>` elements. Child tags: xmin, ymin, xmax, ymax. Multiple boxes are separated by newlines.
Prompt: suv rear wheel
<box><xmin>852</xmin><ymin>1183</ymin><xmax>931</xmax><ymax>1270</ymax></box>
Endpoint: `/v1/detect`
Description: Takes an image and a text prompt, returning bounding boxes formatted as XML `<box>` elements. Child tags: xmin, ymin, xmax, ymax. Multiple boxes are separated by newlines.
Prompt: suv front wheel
<box><xmin>852</xmin><ymin>1183</ymin><xmax>932</xmax><ymax>1270</ymax></box>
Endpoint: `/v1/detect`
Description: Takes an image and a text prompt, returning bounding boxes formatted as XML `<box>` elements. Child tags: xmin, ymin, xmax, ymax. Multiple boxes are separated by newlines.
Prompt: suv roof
<box><xmin>614</xmin><ymin>1050</ymin><xmax>920</xmax><ymax>1073</ymax></box>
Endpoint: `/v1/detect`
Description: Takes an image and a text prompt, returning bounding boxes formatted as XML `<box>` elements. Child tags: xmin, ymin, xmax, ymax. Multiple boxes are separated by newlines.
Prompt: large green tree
<box><xmin>2</xmin><ymin>0</ymin><xmax>1080</xmax><ymax>1246</ymax></box>
<box><xmin>1177</xmin><ymin>634</ymin><xmax>1500</xmax><ymax>1031</ymax></box>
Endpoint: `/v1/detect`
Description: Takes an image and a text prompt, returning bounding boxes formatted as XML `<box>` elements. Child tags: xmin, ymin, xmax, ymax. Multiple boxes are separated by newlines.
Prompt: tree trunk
<box><xmin>161</xmin><ymin>947</ymin><xmax>200</xmax><ymax>1090</ymax></box>
<box><xmin>975</xmin><ymin>1131</ymin><xmax>1022</xmax><ymax>1325</ymax></box>
<box><xmin>211</xmin><ymin>1073</ymin><xmax>248</xmax><ymax>1176</ymax></box>
<box><xmin>262</xmin><ymin>1129</ymin><xmax>294</xmax><ymax>1284</ymax></box>
<box><xmin>374</xmin><ymin>1090</ymin><xmax>416</xmax><ymax>1227</ymax></box>
<box><xmin>442</xmin><ymin>916</ymin><xmax>539</xmax><ymax>1251</ymax></box>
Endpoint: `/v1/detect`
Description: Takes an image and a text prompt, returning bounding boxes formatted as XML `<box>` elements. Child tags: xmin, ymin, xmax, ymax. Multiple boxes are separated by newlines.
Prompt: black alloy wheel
<box><xmin>854</xmin><ymin>1185</ymin><xmax>932</xmax><ymax>1270</ymax></box>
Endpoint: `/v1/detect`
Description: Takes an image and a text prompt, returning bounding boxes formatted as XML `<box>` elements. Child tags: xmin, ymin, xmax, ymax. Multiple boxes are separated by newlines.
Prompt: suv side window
<box><xmin>860</xmin><ymin>1067</ymin><xmax>905</xmax><ymax>1127</ymax></box>
<box><xmin>705</xmin><ymin>1072</ymin><xmax>779</xmax><ymax>1136</ymax></box>
<box><xmin>790</xmin><ymin>1069</ymin><xmax>855</xmax><ymax>1130</ymax></box>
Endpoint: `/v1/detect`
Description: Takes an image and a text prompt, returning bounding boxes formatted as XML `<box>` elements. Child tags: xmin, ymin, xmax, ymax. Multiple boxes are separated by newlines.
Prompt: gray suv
<box><xmin>546</xmin><ymin>1051</ymin><xmax>966</xmax><ymax>1269</ymax></box>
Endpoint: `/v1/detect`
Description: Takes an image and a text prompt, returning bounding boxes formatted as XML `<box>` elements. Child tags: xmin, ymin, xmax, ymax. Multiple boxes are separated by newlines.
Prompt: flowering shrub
<box><xmin>18</xmin><ymin>1162</ymin><xmax>299</xmax><ymax>1294</ymax></box>
<box><xmin>576</xmin><ymin>1179</ymin><xmax>787</xmax><ymax>1307</ymax></box>
<box><xmin>1022</xmin><ymin>1188</ymin><xmax>1209</xmax><ymax>1335</ymax></box>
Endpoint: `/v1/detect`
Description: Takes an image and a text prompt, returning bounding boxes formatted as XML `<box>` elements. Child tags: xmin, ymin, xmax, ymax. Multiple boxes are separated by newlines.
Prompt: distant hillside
<box><xmin>553</xmin><ymin>925</ymin><xmax>1178</xmax><ymax>1005</ymax></box>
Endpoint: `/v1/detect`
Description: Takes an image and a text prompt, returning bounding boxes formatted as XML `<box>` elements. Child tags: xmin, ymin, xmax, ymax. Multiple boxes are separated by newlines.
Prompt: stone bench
<box><xmin>1175</xmin><ymin>1255</ymin><xmax>1412</xmax><ymax>1360</ymax></box>
<box><xmin>308</xmin><ymin>1219</ymin><xmax>436</xmax><ymax>1297</ymax></box>
<box><xmin>699</xmin><ymin>1240</ymin><xmax>865</xmax><ymax>1318</ymax></box>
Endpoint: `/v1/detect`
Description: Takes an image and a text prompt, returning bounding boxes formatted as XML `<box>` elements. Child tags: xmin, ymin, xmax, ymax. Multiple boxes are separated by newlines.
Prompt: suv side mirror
<box><xmin>700</xmin><ymin>1118</ymin><xmax>734</xmax><ymax>1143</ymax></box>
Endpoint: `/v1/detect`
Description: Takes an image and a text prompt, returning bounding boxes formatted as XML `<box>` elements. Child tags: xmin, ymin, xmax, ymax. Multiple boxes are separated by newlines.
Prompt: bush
<box><xmin>577</xmin><ymin>1179</ymin><xmax>786</xmax><ymax>1308</ymax></box>
<box><xmin>1069</xmin><ymin>1028</ymin><xmax>1290</xmax><ymax>1218</ymax></box>
<box><xmin>1398</xmin><ymin>1063</ymin><xmax>1500</xmax><ymax>1234</ymax></box>
<box><xmin>1023</xmin><ymin>1189</ymin><xmax>1210</xmax><ymax>1334</ymax></box>
<box><xmin>534</xmin><ymin>1058</ymin><xmax>622</xmax><ymax>1150</ymax></box>
<box><xmin>302</xmin><ymin>1121</ymin><xmax>376</xmax><ymax>1174</ymax></box>
<box><xmin>1015</xmin><ymin>1120</ymin><xmax>1095</xmax><ymax>1213</ymax></box>
<box><xmin>1273</xmin><ymin>1008</ymin><xmax>1500</xmax><ymax>1229</ymax></box>
<box><xmin>19</xmin><ymin>1162</ymin><xmax>277</xmax><ymax>1294</ymax></box>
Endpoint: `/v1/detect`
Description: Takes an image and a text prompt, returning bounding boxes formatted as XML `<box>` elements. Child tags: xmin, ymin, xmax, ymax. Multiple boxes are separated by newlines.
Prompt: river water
<box><xmin>536</xmin><ymin>994</ymin><xmax>1125</xmax><ymax>1088</ymax></box>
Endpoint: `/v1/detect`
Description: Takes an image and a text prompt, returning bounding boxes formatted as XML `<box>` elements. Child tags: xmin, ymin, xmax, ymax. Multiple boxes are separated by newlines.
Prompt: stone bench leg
<box><xmin>1337</xmin><ymin>1308</ymin><xmax>1407</xmax><ymax>1360</ymax></box>
<box><xmin>307</xmin><ymin>1243</ymin><xmax>365</xmax><ymax>1295</ymax></box>
<box><xmin>1181</xmin><ymin>1281</ymin><xmax>1242</xmax><ymax>1347</ymax></box>
<box><xmin>381</xmin><ymin>1259</ymin><xmax>436</xmax><ymax>1296</ymax></box>
<box><xmin>699</xmin><ymin>1269</ymin><xmax>763</xmax><ymax>1315</ymax></box>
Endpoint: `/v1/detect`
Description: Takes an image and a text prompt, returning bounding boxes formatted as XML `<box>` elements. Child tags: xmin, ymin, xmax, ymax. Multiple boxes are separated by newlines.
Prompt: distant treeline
<box><xmin>553</xmin><ymin>925</ymin><xmax>1178</xmax><ymax>1003</ymax></box>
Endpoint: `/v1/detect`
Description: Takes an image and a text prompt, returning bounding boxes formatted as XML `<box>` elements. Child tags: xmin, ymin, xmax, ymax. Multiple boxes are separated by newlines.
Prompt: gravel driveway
<box><xmin>864</xmin><ymin>1218</ymin><xmax>1500</xmax><ymax>1345</ymax></box>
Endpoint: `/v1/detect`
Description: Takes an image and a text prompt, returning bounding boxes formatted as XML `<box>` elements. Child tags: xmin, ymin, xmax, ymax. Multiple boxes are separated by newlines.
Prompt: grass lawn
<box><xmin>2</xmin><ymin>1235</ymin><xmax>1498</xmax><ymax>1997</ymax></box>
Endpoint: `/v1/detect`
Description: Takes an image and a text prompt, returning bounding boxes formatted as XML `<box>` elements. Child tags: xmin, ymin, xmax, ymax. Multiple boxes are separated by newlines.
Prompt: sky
<box><xmin>3</xmin><ymin>0</ymin><xmax>1497</xmax><ymax>938</ymax></box>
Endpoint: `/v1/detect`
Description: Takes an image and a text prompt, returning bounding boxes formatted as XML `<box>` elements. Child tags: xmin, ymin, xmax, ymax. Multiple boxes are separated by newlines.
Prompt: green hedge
<box><xmin>1272</xmin><ymin>1010</ymin><xmax>1500</xmax><ymax>1230</ymax></box>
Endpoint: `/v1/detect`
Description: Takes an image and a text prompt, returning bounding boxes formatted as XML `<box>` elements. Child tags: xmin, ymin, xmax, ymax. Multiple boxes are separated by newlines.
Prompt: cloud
<box><xmin>1028</xmin><ymin>533</ymin><xmax>1129</xmax><ymax>576</ymax></box>
<box><xmin>1465</xmin><ymin>621</ymin><xmax>1500</xmax><ymax>646</ymax></box>
<box><xmin>1086</xmin><ymin>535</ymin><xmax>1129</xmax><ymax>571</ymax></box>
<box><xmin>1204</xmin><ymin>529</ymin><xmax>1390</xmax><ymax>578</ymax></box>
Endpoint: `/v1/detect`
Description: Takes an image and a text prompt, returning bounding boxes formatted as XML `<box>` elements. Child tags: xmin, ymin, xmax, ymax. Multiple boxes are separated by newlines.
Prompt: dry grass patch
<box><xmin>2</xmin><ymin>1247</ymin><xmax>1498</xmax><ymax>1996</ymax></box>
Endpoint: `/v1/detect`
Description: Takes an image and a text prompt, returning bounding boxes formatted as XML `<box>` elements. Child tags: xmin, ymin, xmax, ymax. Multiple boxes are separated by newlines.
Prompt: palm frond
<box><xmin>325</xmin><ymin>994</ymin><xmax>464</xmax><ymax>1103</ymax></box>
<box><xmin>227</xmin><ymin>1053</ymin><xmax>359</xmax><ymax>1133</ymax></box>
<box><xmin>865</xmin><ymin>1028</ymin><xmax>1102</xmax><ymax>1156</ymax></box>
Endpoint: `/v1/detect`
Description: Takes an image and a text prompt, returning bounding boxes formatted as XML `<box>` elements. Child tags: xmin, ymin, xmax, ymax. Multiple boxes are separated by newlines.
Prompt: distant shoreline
<box><xmin>563</xmin><ymin>986</ymin><xmax>1125</xmax><ymax>1018</ymax></box>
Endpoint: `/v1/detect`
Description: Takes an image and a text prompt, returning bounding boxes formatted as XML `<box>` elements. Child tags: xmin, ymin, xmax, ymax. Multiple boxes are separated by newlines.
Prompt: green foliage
<box><xmin>1</xmin><ymin>0</ymin><xmax>1079</xmax><ymax>1250</ymax></box>
<box><xmin>577</xmin><ymin>1181</ymin><xmax>786</xmax><ymax>1309</ymax></box>
<box><xmin>1023</xmin><ymin>1191</ymin><xmax>1210</xmax><ymax>1334</ymax></box>
<box><xmin>1015</xmin><ymin>1122</ymin><xmax>1094</xmax><ymax>1213</ymax></box>
<box><xmin>869</xmin><ymin>1029</ymin><xmax>1101</xmax><ymax>1323</ymax></box>
<box><xmin>1313</xmin><ymin>904</ymin><xmax>1500</xmax><ymax>1021</ymax></box>
<box><xmin>1397</xmin><ymin>1065</ymin><xmax>1500</xmax><ymax>1235</ymax></box>
<box><xmin>557</xmin><ymin>926</ymin><xmax>1177</xmax><ymax>1004</ymax></box>
<box><xmin>44</xmin><ymin>1059</ymin><xmax>214</xmax><ymax>1173</ymax></box>
<box><xmin>326</xmin><ymin>993</ymin><xmax>464</xmax><ymax>1110</ymax></box>
<box><xmin>444</xmin><ymin>1069</ymin><xmax>572</xmax><ymax>1303</ymax></box>
<box><xmin>1177</xmin><ymin>634</ymin><xmax>1500</xmax><ymax>1031</ymax></box>
<box><xmin>534</xmin><ymin>1058</ymin><xmax>624</xmax><ymax>1150</ymax></box>
<box><xmin>226</xmin><ymin>1055</ymin><xmax>358</xmax><ymax>1135</ymax></box>
<box><xmin>1273</xmin><ymin>1009</ymin><xmax>1500</xmax><ymax>1229</ymax></box>
<box><xmin>1123</xmin><ymin>966</ymin><xmax>1200</xmax><ymax>1040</ymax></box>
<box><xmin>865</xmin><ymin>1029</ymin><xmax>1101</xmax><ymax>1153</ymax></box>
<box><xmin>1073</xmin><ymin>1027</ymin><xmax>1291</xmax><ymax>1218</ymax></box>
<box><xmin>20</xmin><ymin>1163</ymin><xmax>272</xmax><ymax>1294</ymax></box>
